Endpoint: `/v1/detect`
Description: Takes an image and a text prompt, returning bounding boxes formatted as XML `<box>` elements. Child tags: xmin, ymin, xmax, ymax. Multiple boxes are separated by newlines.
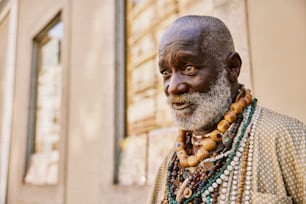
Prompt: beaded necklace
<box><xmin>164</xmin><ymin>114</ymin><xmax>243</xmax><ymax>203</ymax></box>
<box><xmin>175</xmin><ymin>89</ymin><xmax>253</xmax><ymax>168</ymax></box>
<box><xmin>163</xmin><ymin>99</ymin><xmax>258</xmax><ymax>204</ymax></box>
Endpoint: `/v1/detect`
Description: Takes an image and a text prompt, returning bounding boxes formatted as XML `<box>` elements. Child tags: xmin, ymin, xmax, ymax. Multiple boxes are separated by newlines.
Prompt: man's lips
<box><xmin>172</xmin><ymin>102</ymin><xmax>192</xmax><ymax>110</ymax></box>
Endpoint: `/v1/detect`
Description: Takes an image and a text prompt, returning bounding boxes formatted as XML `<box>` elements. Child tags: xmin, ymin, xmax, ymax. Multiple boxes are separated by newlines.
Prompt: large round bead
<box><xmin>238</xmin><ymin>98</ymin><xmax>247</xmax><ymax>107</ymax></box>
<box><xmin>224</xmin><ymin>111</ymin><xmax>237</xmax><ymax>123</ymax></box>
<box><xmin>210</xmin><ymin>130</ymin><xmax>223</xmax><ymax>142</ymax></box>
<box><xmin>177</xmin><ymin>132</ymin><xmax>185</xmax><ymax>142</ymax></box>
<box><xmin>187</xmin><ymin>155</ymin><xmax>199</xmax><ymax>167</ymax></box>
<box><xmin>176</xmin><ymin>150</ymin><xmax>187</xmax><ymax>159</ymax></box>
<box><xmin>179</xmin><ymin>129</ymin><xmax>185</xmax><ymax>135</ymax></box>
<box><xmin>217</xmin><ymin>120</ymin><xmax>230</xmax><ymax>133</ymax></box>
<box><xmin>196</xmin><ymin>148</ymin><xmax>209</xmax><ymax>160</ymax></box>
<box><xmin>244</xmin><ymin>95</ymin><xmax>253</xmax><ymax>105</ymax></box>
<box><xmin>245</xmin><ymin>90</ymin><xmax>252</xmax><ymax>101</ymax></box>
<box><xmin>179</xmin><ymin>157</ymin><xmax>188</xmax><ymax>167</ymax></box>
<box><xmin>202</xmin><ymin>138</ymin><xmax>217</xmax><ymax>151</ymax></box>
<box><xmin>230</xmin><ymin>103</ymin><xmax>243</xmax><ymax>114</ymax></box>
<box><xmin>176</xmin><ymin>141</ymin><xmax>184</xmax><ymax>150</ymax></box>
<box><xmin>176</xmin><ymin>136</ymin><xmax>184</xmax><ymax>143</ymax></box>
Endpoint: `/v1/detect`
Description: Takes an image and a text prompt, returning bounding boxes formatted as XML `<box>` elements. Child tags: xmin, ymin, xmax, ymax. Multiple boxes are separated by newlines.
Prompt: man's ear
<box><xmin>225</xmin><ymin>52</ymin><xmax>241</xmax><ymax>83</ymax></box>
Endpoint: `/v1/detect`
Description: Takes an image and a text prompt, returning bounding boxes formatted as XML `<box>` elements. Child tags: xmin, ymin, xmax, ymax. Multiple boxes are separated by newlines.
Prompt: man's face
<box><xmin>159</xmin><ymin>27</ymin><xmax>220</xmax><ymax>96</ymax></box>
<box><xmin>159</xmin><ymin>27</ymin><xmax>232</xmax><ymax>130</ymax></box>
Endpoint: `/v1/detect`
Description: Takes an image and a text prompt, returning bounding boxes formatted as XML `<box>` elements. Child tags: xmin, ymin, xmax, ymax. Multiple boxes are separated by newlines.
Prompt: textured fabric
<box><xmin>148</xmin><ymin>106</ymin><xmax>306</xmax><ymax>204</ymax></box>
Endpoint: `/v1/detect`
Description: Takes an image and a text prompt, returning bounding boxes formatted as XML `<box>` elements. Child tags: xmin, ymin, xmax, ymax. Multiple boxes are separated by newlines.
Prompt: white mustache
<box><xmin>167</xmin><ymin>94</ymin><xmax>197</xmax><ymax>105</ymax></box>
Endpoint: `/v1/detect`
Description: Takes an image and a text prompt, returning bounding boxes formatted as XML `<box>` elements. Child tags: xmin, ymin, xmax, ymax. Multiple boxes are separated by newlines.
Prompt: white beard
<box><xmin>167</xmin><ymin>70</ymin><xmax>232</xmax><ymax>130</ymax></box>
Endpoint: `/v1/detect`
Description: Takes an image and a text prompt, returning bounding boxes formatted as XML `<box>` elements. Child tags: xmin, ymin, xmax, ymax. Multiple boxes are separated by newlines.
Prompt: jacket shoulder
<box><xmin>257</xmin><ymin>106</ymin><xmax>306</xmax><ymax>135</ymax></box>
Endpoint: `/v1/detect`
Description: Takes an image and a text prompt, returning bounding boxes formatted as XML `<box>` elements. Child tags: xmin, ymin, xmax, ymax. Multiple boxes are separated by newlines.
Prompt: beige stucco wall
<box><xmin>0</xmin><ymin>11</ymin><xmax>9</xmax><ymax>203</ymax></box>
<box><xmin>0</xmin><ymin>12</ymin><xmax>8</xmax><ymax>138</ymax></box>
<box><xmin>66</xmin><ymin>0</ymin><xmax>150</xmax><ymax>203</ymax></box>
<box><xmin>247</xmin><ymin>0</ymin><xmax>306</xmax><ymax>123</ymax></box>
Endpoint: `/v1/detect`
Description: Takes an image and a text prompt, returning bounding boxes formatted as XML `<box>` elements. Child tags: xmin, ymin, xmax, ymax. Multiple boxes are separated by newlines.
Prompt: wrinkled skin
<box><xmin>159</xmin><ymin>22</ymin><xmax>242</xmax><ymax>131</ymax></box>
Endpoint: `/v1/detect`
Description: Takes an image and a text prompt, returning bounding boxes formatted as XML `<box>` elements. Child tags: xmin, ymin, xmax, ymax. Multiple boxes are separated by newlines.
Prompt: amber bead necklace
<box><xmin>175</xmin><ymin>88</ymin><xmax>253</xmax><ymax>168</ymax></box>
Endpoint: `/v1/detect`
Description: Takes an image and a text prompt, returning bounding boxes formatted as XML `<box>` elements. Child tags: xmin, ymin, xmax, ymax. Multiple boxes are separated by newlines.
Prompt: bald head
<box><xmin>159</xmin><ymin>15</ymin><xmax>236</xmax><ymax>65</ymax></box>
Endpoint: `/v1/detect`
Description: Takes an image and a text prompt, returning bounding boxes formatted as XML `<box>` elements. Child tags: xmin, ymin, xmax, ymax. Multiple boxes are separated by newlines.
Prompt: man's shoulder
<box><xmin>257</xmin><ymin>105</ymin><xmax>306</xmax><ymax>135</ymax></box>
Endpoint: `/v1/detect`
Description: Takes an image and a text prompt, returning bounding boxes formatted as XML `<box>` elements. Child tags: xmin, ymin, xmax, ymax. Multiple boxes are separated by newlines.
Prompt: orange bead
<box><xmin>187</xmin><ymin>155</ymin><xmax>199</xmax><ymax>167</ymax></box>
<box><xmin>238</xmin><ymin>98</ymin><xmax>247</xmax><ymax>107</ymax></box>
<box><xmin>196</xmin><ymin>148</ymin><xmax>209</xmax><ymax>160</ymax></box>
<box><xmin>176</xmin><ymin>134</ymin><xmax>185</xmax><ymax>142</ymax></box>
<box><xmin>176</xmin><ymin>150</ymin><xmax>187</xmax><ymax>159</ymax></box>
<box><xmin>176</xmin><ymin>141</ymin><xmax>184</xmax><ymax>150</ymax></box>
<box><xmin>230</xmin><ymin>103</ymin><xmax>243</xmax><ymax>114</ymax></box>
<box><xmin>244</xmin><ymin>90</ymin><xmax>252</xmax><ymax>100</ymax></box>
<box><xmin>179</xmin><ymin>157</ymin><xmax>188</xmax><ymax>167</ymax></box>
<box><xmin>179</xmin><ymin>129</ymin><xmax>185</xmax><ymax>136</ymax></box>
<box><xmin>244</xmin><ymin>95</ymin><xmax>253</xmax><ymax>105</ymax></box>
<box><xmin>217</xmin><ymin>119</ymin><xmax>230</xmax><ymax>133</ymax></box>
<box><xmin>202</xmin><ymin>138</ymin><xmax>217</xmax><ymax>151</ymax></box>
<box><xmin>224</xmin><ymin>111</ymin><xmax>237</xmax><ymax>123</ymax></box>
<box><xmin>210</xmin><ymin>130</ymin><xmax>223</xmax><ymax>142</ymax></box>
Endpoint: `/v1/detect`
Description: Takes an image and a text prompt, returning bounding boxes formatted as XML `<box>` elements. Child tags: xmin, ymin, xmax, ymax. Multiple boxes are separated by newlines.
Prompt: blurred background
<box><xmin>0</xmin><ymin>0</ymin><xmax>305</xmax><ymax>203</ymax></box>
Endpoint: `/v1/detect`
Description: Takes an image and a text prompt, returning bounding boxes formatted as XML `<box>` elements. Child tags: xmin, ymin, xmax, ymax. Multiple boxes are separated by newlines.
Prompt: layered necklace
<box><xmin>162</xmin><ymin>88</ymin><xmax>260</xmax><ymax>204</ymax></box>
<box><xmin>175</xmin><ymin>88</ymin><xmax>252</xmax><ymax>168</ymax></box>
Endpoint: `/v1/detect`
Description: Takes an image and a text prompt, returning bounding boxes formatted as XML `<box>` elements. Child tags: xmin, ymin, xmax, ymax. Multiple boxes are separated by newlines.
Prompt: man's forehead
<box><xmin>160</xmin><ymin>26</ymin><xmax>203</xmax><ymax>49</ymax></box>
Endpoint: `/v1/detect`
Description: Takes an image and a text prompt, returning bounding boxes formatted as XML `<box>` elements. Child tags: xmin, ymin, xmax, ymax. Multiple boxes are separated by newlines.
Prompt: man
<box><xmin>149</xmin><ymin>15</ymin><xmax>306</xmax><ymax>204</ymax></box>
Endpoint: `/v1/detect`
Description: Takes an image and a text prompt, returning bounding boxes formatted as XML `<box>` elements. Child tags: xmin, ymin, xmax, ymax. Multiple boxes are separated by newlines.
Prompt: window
<box><xmin>25</xmin><ymin>15</ymin><xmax>63</xmax><ymax>185</ymax></box>
<box><xmin>118</xmin><ymin>0</ymin><xmax>180</xmax><ymax>186</ymax></box>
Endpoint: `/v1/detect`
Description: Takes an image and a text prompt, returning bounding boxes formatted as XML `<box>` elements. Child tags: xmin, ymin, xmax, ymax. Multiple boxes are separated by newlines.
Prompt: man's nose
<box><xmin>165</xmin><ymin>73</ymin><xmax>189</xmax><ymax>96</ymax></box>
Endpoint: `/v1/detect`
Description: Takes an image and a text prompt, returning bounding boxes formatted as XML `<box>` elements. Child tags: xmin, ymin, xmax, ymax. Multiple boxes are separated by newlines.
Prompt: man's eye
<box><xmin>160</xmin><ymin>69</ymin><xmax>171</xmax><ymax>77</ymax></box>
<box><xmin>183</xmin><ymin>65</ymin><xmax>197</xmax><ymax>74</ymax></box>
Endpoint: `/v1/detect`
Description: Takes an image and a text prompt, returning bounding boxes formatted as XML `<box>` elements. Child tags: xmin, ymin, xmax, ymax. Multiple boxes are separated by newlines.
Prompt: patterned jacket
<box><xmin>148</xmin><ymin>106</ymin><xmax>306</xmax><ymax>204</ymax></box>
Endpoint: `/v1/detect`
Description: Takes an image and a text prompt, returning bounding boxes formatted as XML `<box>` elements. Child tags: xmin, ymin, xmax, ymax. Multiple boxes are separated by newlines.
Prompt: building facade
<box><xmin>0</xmin><ymin>0</ymin><xmax>305</xmax><ymax>203</ymax></box>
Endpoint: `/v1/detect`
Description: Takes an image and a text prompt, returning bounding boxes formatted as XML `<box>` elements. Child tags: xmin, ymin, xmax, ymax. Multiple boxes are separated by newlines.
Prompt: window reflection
<box><xmin>25</xmin><ymin>20</ymin><xmax>63</xmax><ymax>185</ymax></box>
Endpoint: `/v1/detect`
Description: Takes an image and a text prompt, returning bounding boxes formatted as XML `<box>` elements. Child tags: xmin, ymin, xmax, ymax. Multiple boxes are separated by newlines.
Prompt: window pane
<box><xmin>118</xmin><ymin>0</ymin><xmax>179</xmax><ymax>186</ymax></box>
<box><xmin>126</xmin><ymin>0</ymin><xmax>176</xmax><ymax>137</ymax></box>
<box><xmin>25</xmin><ymin>19</ymin><xmax>63</xmax><ymax>185</ymax></box>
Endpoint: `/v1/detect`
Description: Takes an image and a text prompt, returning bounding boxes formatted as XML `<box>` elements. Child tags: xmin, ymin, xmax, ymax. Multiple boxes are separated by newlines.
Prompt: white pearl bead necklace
<box><xmin>201</xmin><ymin>106</ymin><xmax>253</xmax><ymax>203</ymax></box>
<box><xmin>199</xmin><ymin>103</ymin><xmax>262</xmax><ymax>204</ymax></box>
<box><xmin>216</xmin><ymin>105</ymin><xmax>262</xmax><ymax>204</ymax></box>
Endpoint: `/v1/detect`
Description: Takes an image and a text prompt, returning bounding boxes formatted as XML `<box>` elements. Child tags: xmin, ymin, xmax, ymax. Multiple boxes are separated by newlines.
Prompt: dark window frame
<box><xmin>113</xmin><ymin>1</ymin><xmax>127</xmax><ymax>184</ymax></box>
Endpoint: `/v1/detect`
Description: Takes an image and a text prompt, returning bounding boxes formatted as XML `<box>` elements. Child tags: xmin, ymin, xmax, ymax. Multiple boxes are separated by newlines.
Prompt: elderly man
<box><xmin>149</xmin><ymin>15</ymin><xmax>306</xmax><ymax>204</ymax></box>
